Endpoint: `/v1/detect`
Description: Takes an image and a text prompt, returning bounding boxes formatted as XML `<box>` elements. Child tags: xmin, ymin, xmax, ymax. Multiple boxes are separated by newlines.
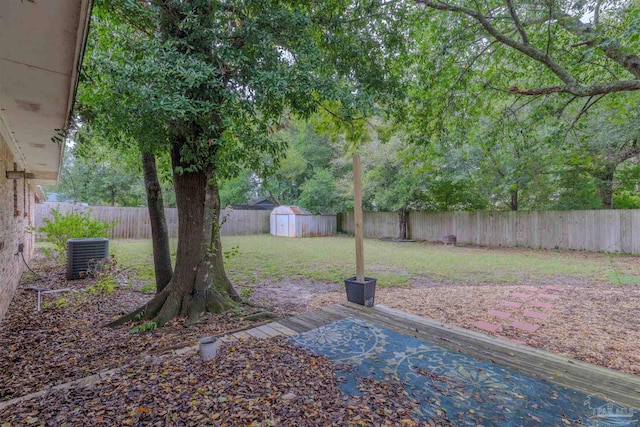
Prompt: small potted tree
<box><xmin>345</xmin><ymin>153</ymin><xmax>376</xmax><ymax>307</ymax></box>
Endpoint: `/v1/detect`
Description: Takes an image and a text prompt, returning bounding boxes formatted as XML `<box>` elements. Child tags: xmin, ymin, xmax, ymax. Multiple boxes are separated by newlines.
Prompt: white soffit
<box><xmin>0</xmin><ymin>0</ymin><xmax>92</xmax><ymax>185</ymax></box>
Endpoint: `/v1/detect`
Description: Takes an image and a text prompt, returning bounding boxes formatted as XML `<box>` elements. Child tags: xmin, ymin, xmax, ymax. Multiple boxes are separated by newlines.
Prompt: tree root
<box><xmin>243</xmin><ymin>311</ymin><xmax>279</xmax><ymax>321</ymax></box>
<box><xmin>105</xmin><ymin>288</ymin><xmax>170</xmax><ymax>328</ymax></box>
<box><xmin>244</xmin><ymin>301</ymin><xmax>275</xmax><ymax>311</ymax></box>
<box><xmin>152</xmin><ymin>292</ymin><xmax>184</xmax><ymax>327</ymax></box>
<box><xmin>105</xmin><ymin>284</ymin><xmax>240</xmax><ymax>328</ymax></box>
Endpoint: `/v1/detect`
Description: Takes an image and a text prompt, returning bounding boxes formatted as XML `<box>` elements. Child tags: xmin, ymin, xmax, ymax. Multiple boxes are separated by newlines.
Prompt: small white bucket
<box><xmin>198</xmin><ymin>336</ymin><xmax>220</xmax><ymax>361</ymax></box>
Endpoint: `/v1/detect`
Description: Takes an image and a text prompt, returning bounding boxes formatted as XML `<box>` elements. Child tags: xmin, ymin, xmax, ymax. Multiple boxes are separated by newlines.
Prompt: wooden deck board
<box><xmin>276</xmin><ymin>317</ymin><xmax>314</xmax><ymax>333</ymax></box>
<box><xmin>308</xmin><ymin>308</ymin><xmax>345</xmax><ymax>323</ymax></box>
<box><xmin>317</xmin><ymin>303</ymin><xmax>640</xmax><ymax>409</ymax></box>
<box><xmin>231</xmin><ymin>331</ymin><xmax>252</xmax><ymax>340</ymax></box>
<box><xmin>268</xmin><ymin>322</ymin><xmax>299</xmax><ymax>336</ymax></box>
<box><xmin>294</xmin><ymin>311</ymin><xmax>336</xmax><ymax>329</ymax></box>
<box><xmin>245</xmin><ymin>327</ymin><xmax>271</xmax><ymax>339</ymax></box>
<box><xmin>253</xmin><ymin>324</ymin><xmax>282</xmax><ymax>337</ymax></box>
<box><xmin>276</xmin><ymin>306</ymin><xmax>347</xmax><ymax>334</ymax></box>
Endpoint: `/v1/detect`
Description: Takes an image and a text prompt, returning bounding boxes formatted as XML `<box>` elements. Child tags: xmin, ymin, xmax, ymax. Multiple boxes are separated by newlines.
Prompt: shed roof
<box><xmin>270</xmin><ymin>205</ymin><xmax>310</xmax><ymax>215</ymax></box>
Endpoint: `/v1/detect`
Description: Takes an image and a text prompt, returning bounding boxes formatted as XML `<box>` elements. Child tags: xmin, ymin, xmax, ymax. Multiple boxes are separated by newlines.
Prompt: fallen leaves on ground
<box><xmin>310</xmin><ymin>278</ymin><xmax>640</xmax><ymax>375</ymax></box>
<box><xmin>0</xmin><ymin>337</ymin><xmax>445</xmax><ymax>426</ymax></box>
<box><xmin>0</xmin><ymin>259</ymin><xmax>259</xmax><ymax>402</ymax></box>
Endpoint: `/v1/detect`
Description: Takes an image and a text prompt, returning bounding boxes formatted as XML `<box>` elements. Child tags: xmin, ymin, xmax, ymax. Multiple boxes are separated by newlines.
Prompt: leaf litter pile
<box><xmin>310</xmin><ymin>248</ymin><xmax>640</xmax><ymax>375</ymax></box>
<box><xmin>0</xmin><ymin>257</ymin><xmax>445</xmax><ymax>426</ymax></box>
<box><xmin>0</xmin><ymin>258</ymin><xmax>263</xmax><ymax>403</ymax></box>
<box><xmin>1</xmin><ymin>337</ymin><xmax>444</xmax><ymax>426</ymax></box>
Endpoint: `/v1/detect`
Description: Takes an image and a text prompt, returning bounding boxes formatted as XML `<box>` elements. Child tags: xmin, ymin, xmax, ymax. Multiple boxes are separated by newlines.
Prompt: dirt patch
<box><xmin>243</xmin><ymin>278</ymin><xmax>341</xmax><ymax>315</ymax></box>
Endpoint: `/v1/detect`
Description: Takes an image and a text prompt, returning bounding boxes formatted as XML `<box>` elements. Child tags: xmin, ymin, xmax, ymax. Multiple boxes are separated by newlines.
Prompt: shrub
<box><xmin>239</xmin><ymin>286</ymin><xmax>254</xmax><ymax>301</ymax></box>
<box><xmin>31</xmin><ymin>209</ymin><xmax>116</xmax><ymax>259</ymax></box>
<box><xmin>43</xmin><ymin>297</ymin><xmax>70</xmax><ymax>310</ymax></box>
<box><xmin>87</xmin><ymin>275</ymin><xmax>117</xmax><ymax>295</ymax></box>
<box><xmin>613</xmin><ymin>191</ymin><xmax>640</xmax><ymax>209</ymax></box>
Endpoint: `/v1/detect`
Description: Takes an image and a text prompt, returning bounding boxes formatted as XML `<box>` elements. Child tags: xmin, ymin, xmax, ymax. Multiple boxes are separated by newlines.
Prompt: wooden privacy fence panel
<box><xmin>338</xmin><ymin>211</ymin><xmax>398</xmax><ymax>238</ymax></box>
<box><xmin>35</xmin><ymin>204</ymin><xmax>270</xmax><ymax>239</ymax></box>
<box><xmin>219</xmin><ymin>209</ymin><xmax>270</xmax><ymax>235</ymax></box>
<box><xmin>338</xmin><ymin>209</ymin><xmax>640</xmax><ymax>254</ymax></box>
<box><xmin>295</xmin><ymin>215</ymin><xmax>337</xmax><ymax>237</ymax></box>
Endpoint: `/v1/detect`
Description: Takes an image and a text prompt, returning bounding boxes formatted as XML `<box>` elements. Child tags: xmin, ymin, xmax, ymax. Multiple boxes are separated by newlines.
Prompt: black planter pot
<box><xmin>344</xmin><ymin>277</ymin><xmax>377</xmax><ymax>307</ymax></box>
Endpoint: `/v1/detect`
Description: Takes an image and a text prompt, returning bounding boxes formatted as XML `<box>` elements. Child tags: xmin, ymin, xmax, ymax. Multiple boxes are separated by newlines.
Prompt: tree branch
<box><xmin>594</xmin><ymin>0</ymin><xmax>602</xmax><ymax>29</ymax></box>
<box><xmin>505</xmin><ymin>0</ymin><xmax>529</xmax><ymax>44</ymax></box>
<box><xmin>415</xmin><ymin>0</ymin><xmax>579</xmax><ymax>87</ymax></box>
<box><xmin>508</xmin><ymin>80</ymin><xmax>640</xmax><ymax>96</ymax></box>
<box><xmin>557</xmin><ymin>13</ymin><xmax>640</xmax><ymax>79</ymax></box>
<box><xmin>415</xmin><ymin>0</ymin><xmax>640</xmax><ymax>97</ymax></box>
<box><xmin>609</xmin><ymin>137</ymin><xmax>640</xmax><ymax>165</ymax></box>
<box><xmin>562</xmin><ymin>94</ymin><xmax>606</xmax><ymax>138</ymax></box>
<box><xmin>545</xmin><ymin>0</ymin><xmax>553</xmax><ymax>56</ymax></box>
<box><xmin>556</xmin><ymin>95</ymin><xmax>579</xmax><ymax>117</ymax></box>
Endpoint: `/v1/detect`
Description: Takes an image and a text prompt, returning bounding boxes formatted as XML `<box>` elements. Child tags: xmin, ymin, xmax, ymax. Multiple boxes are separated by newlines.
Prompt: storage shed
<box><xmin>270</xmin><ymin>206</ymin><xmax>336</xmax><ymax>237</ymax></box>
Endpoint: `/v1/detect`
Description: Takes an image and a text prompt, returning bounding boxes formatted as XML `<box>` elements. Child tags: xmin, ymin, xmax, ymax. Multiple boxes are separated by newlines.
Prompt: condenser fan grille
<box><xmin>66</xmin><ymin>238</ymin><xmax>109</xmax><ymax>280</ymax></box>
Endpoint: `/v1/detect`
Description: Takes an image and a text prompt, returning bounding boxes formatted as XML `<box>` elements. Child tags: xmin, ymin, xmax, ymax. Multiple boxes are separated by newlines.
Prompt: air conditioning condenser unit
<box><xmin>66</xmin><ymin>238</ymin><xmax>109</xmax><ymax>280</ymax></box>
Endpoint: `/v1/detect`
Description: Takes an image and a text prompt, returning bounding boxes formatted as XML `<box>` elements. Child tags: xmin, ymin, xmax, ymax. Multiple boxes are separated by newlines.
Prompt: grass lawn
<box><xmin>109</xmin><ymin>234</ymin><xmax>639</xmax><ymax>289</ymax></box>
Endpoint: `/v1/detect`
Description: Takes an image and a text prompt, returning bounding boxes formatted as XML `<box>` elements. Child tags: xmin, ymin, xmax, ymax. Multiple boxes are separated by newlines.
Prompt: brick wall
<box><xmin>0</xmin><ymin>133</ymin><xmax>35</xmax><ymax>321</ymax></box>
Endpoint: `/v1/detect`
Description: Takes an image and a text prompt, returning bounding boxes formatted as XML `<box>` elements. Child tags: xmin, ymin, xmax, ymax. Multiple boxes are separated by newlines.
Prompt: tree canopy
<box><xmin>68</xmin><ymin>0</ymin><xmax>640</xmax><ymax>326</ymax></box>
<box><xmin>79</xmin><ymin>0</ymin><xmax>410</xmax><ymax>326</ymax></box>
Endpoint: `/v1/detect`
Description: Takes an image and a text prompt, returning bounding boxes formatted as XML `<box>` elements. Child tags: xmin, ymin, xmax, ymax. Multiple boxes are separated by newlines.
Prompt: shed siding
<box><xmin>269</xmin><ymin>206</ymin><xmax>336</xmax><ymax>237</ymax></box>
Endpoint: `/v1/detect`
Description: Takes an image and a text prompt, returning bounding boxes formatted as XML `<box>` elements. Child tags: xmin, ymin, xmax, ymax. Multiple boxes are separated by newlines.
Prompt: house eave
<box><xmin>0</xmin><ymin>0</ymin><xmax>94</xmax><ymax>186</ymax></box>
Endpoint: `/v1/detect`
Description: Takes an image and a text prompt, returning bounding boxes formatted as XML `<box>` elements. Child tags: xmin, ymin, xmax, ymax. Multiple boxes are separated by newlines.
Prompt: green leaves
<box><xmin>81</xmin><ymin>0</ymin><xmax>406</xmax><ymax>181</ymax></box>
<box><xmin>32</xmin><ymin>209</ymin><xmax>116</xmax><ymax>259</ymax></box>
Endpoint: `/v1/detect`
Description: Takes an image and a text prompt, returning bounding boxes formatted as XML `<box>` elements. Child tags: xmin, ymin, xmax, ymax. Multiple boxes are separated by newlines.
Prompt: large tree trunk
<box><xmin>398</xmin><ymin>207</ymin><xmax>408</xmax><ymax>240</ymax></box>
<box><xmin>209</xmin><ymin>183</ymin><xmax>240</xmax><ymax>303</ymax></box>
<box><xmin>588</xmin><ymin>138</ymin><xmax>638</xmax><ymax>209</ymax></box>
<box><xmin>108</xmin><ymin>185</ymin><xmax>115</xmax><ymax>206</ymax></box>
<box><xmin>141</xmin><ymin>151</ymin><xmax>172</xmax><ymax>293</ymax></box>
<box><xmin>108</xmin><ymin>142</ymin><xmax>237</xmax><ymax>327</ymax></box>
<box><xmin>510</xmin><ymin>186</ymin><xmax>518</xmax><ymax>211</ymax></box>
<box><xmin>595</xmin><ymin>170</ymin><xmax>615</xmax><ymax>209</ymax></box>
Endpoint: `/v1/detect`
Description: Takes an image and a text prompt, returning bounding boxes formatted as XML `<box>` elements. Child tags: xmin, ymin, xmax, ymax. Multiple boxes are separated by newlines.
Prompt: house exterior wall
<box><xmin>0</xmin><ymin>133</ymin><xmax>35</xmax><ymax>321</ymax></box>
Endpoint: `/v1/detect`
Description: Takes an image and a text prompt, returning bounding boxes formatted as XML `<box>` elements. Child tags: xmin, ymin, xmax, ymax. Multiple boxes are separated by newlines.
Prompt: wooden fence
<box><xmin>35</xmin><ymin>204</ymin><xmax>640</xmax><ymax>254</ymax></box>
<box><xmin>338</xmin><ymin>210</ymin><xmax>640</xmax><ymax>254</ymax></box>
<box><xmin>35</xmin><ymin>203</ymin><xmax>270</xmax><ymax>239</ymax></box>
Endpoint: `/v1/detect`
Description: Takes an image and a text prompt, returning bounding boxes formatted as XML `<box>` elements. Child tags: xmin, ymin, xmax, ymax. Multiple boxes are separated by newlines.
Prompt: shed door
<box><xmin>277</xmin><ymin>214</ymin><xmax>289</xmax><ymax>237</ymax></box>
